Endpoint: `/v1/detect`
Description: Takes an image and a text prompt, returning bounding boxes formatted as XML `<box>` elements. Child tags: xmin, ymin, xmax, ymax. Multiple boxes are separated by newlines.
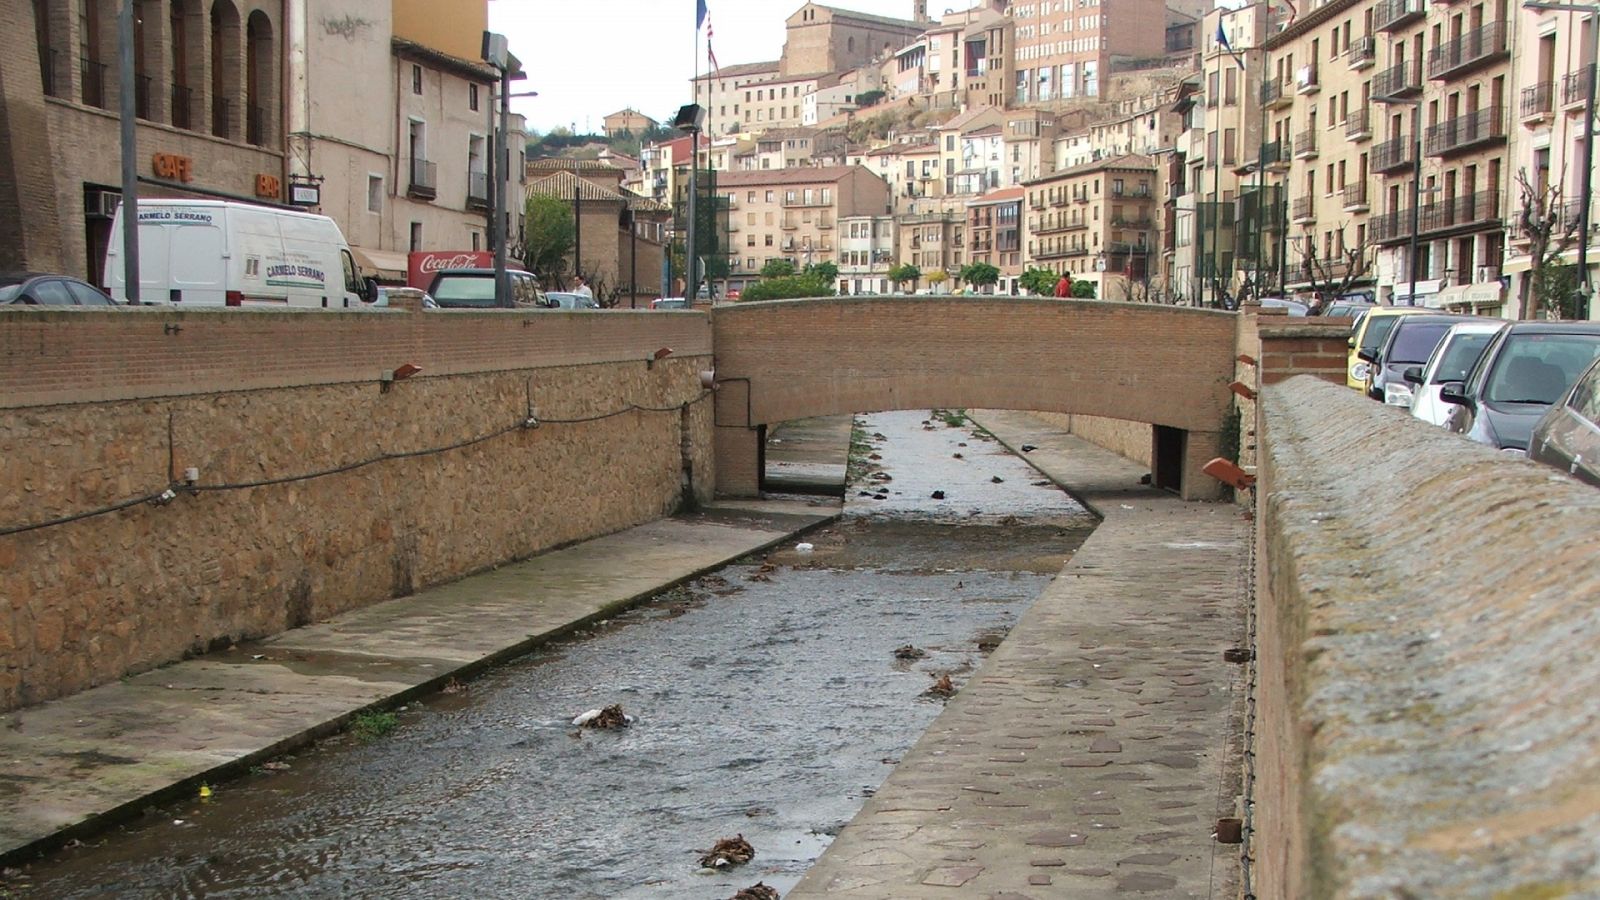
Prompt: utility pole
<box><xmin>495</xmin><ymin>63</ymin><xmax>510</xmax><ymax>304</ymax></box>
<box><xmin>118</xmin><ymin>0</ymin><xmax>140</xmax><ymax>302</ymax></box>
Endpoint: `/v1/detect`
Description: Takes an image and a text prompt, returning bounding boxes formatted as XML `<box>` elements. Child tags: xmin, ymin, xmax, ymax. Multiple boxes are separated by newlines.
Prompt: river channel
<box><xmin>19</xmin><ymin>410</ymin><xmax>1096</xmax><ymax>899</ymax></box>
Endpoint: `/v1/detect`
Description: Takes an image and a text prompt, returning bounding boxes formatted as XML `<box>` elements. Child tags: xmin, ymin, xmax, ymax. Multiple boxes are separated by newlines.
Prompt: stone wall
<box><xmin>1027</xmin><ymin>413</ymin><xmax>1153</xmax><ymax>467</ymax></box>
<box><xmin>1252</xmin><ymin>376</ymin><xmax>1600</xmax><ymax>896</ymax></box>
<box><xmin>0</xmin><ymin>308</ymin><xmax>714</xmax><ymax>711</ymax></box>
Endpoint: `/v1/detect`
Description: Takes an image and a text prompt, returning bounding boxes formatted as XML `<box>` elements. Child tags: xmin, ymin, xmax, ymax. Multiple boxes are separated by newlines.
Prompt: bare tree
<box><xmin>1291</xmin><ymin>225</ymin><xmax>1374</xmax><ymax>309</ymax></box>
<box><xmin>1514</xmin><ymin>167</ymin><xmax>1583</xmax><ymax>320</ymax></box>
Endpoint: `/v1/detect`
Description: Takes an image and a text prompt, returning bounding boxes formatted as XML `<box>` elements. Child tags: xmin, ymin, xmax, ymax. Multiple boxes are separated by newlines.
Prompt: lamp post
<box><xmin>118</xmin><ymin>0</ymin><xmax>139</xmax><ymax>302</ymax></box>
<box><xmin>1526</xmin><ymin>0</ymin><xmax>1597</xmax><ymax>319</ymax></box>
<box><xmin>673</xmin><ymin>104</ymin><xmax>706</xmax><ymax>301</ymax></box>
<box><xmin>482</xmin><ymin>32</ymin><xmax>528</xmax><ymax>306</ymax></box>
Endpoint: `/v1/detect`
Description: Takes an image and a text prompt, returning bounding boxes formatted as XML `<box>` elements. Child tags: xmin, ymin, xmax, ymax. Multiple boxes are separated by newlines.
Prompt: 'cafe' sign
<box><xmin>151</xmin><ymin>152</ymin><xmax>194</xmax><ymax>182</ymax></box>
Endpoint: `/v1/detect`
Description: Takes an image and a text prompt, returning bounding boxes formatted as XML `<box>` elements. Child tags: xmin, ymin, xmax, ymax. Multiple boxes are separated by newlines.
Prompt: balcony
<box><xmin>818</xmin><ymin>219</ymin><xmax>834</xmax><ymax>230</ymax></box>
<box><xmin>781</xmin><ymin>218</ymin><xmax>798</xmax><ymax>230</ymax></box>
<box><xmin>1424</xmin><ymin>106</ymin><xmax>1505</xmax><ymax>156</ymax></box>
<box><xmin>1292</xmin><ymin>196</ymin><xmax>1316</xmax><ymax>225</ymax></box>
<box><xmin>1564</xmin><ymin>65</ymin><xmax>1595</xmax><ymax>109</ymax></box>
<box><xmin>1261</xmin><ymin>139</ymin><xmax>1289</xmax><ymax>172</ymax></box>
<box><xmin>171</xmin><ymin>84</ymin><xmax>193</xmax><ymax>130</ymax></box>
<box><xmin>247</xmin><ymin>104</ymin><xmax>267</xmax><ymax>146</ymax></box>
<box><xmin>1105</xmin><ymin>241</ymin><xmax>1152</xmax><ymax>255</ymax></box>
<box><xmin>781</xmin><ymin>196</ymin><xmax>830</xmax><ymax>207</ymax></box>
<box><xmin>1064</xmin><ymin>218</ymin><xmax>1089</xmax><ymax>231</ymax></box>
<box><xmin>1345</xmin><ymin>107</ymin><xmax>1372</xmax><ymax>140</ymax></box>
<box><xmin>1131</xmin><ymin>185</ymin><xmax>1153</xmax><ymax>198</ymax></box>
<box><xmin>408</xmin><ymin>158</ymin><xmax>437</xmax><ymax>200</ymax></box>
<box><xmin>1050</xmin><ymin>193</ymin><xmax>1068</xmax><ymax>207</ymax></box>
<box><xmin>1110</xmin><ymin>216</ymin><xmax>1153</xmax><ymax>229</ymax></box>
<box><xmin>1375</xmin><ymin>0</ymin><xmax>1424</xmax><ymax>32</ymax></box>
<box><xmin>1262</xmin><ymin>79</ymin><xmax>1292</xmax><ymax>110</ymax></box>
<box><xmin>1342</xmin><ymin>182</ymin><xmax>1370</xmax><ymax>212</ymax></box>
<box><xmin>80</xmin><ymin>58</ymin><xmax>108</xmax><ymax>109</ymax></box>
<box><xmin>1371</xmin><ymin>208</ymin><xmax>1411</xmax><ymax>244</ymax></box>
<box><xmin>1372</xmin><ymin>62</ymin><xmax>1422</xmax><ymax>101</ymax></box>
<box><xmin>1421</xmin><ymin>190</ymin><xmax>1500</xmax><ymax>235</ymax></box>
<box><xmin>1346</xmin><ymin>35</ymin><xmax>1376</xmax><ymax>69</ymax></box>
<box><xmin>1295</xmin><ymin>65</ymin><xmax>1320</xmax><ymax>95</ymax></box>
<box><xmin>212</xmin><ymin>97</ymin><xmax>231</xmax><ymax>139</ymax></box>
<box><xmin>1029</xmin><ymin>195</ymin><xmax>1046</xmax><ymax>209</ymax></box>
<box><xmin>1372</xmin><ymin>136</ymin><xmax>1415</xmax><ymax>174</ymax></box>
<box><xmin>467</xmin><ymin>171</ymin><xmax>489</xmax><ymax>210</ymax></box>
<box><xmin>1521</xmin><ymin>81</ymin><xmax>1554</xmax><ymax>122</ymax></box>
<box><xmin>1294</xmin><ymin>131</ymin><xmax>1318</xmax><ymax>160</ymax></box>
<box><xmin>1427</xmin><ymin>21</ymin><xmax>1508</xmax><ymax>81</ymax></box>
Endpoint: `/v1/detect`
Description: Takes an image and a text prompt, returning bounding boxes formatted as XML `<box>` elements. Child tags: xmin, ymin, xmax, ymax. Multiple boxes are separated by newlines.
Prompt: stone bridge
<box><xmin>710</xmin><ymin>297</ymin><xmax>1243</xmax><ymax>500</ymax></box>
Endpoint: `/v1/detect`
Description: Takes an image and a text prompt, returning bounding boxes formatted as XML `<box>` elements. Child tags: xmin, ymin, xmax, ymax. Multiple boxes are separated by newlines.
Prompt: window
<box><xmin>412</xmin><ymin>64</ymin><xmax>422</xmax><ymax>95</ymax></box>
<box><xmin>765</xmin><ymin>234</ymin><xmax>774</xmax><ymax>246</ymax></box>
<box><xmin>470</xmin><ymin>84</ymin><xmax>479</xmax><ymax>111</ymax></box>
<box><xmin>471</xmin><ymin>231</ymin><xmax>480</xmax><ymax>251</ymax></box>
<box><xmin>747</xmin><ymin>190</ymin><xmax>756</xmax><ymax>202</ymax></box>
<box><xmin>765</xmin><ymin>190</ymin><xmax>774</xmax><ymax>203</ymax></box>
<box><xmin>410</xmin><ymin>221</ymin><xmax>422</xmax><ymax>251</ymax></box>
<box><xmin>367</xmin><ymin>175</ymin><xmax>383</xmax><ymax>213</ymax></box>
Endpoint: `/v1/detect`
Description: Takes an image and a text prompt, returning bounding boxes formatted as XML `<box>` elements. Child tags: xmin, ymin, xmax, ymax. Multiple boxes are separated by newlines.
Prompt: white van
<box><xmin>105</xmin><ymin>200</ymin><xmax>371</xmax><ymax>308</ymax></box>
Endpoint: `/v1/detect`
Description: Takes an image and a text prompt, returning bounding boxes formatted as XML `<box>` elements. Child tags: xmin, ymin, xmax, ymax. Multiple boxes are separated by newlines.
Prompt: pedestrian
<box><xmin>573</xmin><ymin>274</ymin><xmax>594</xmax><ymax>302</ymax></box>
<box><xmin>1054</xmin><ymin>273</ymin><xmax>1072</xmax><ymax>297</ymax></box>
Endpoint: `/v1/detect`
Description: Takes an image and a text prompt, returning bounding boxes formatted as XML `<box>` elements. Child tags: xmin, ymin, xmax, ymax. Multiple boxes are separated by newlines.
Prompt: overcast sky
<box><xmin>489</xmin><ymin>0</ymin><xmax>978</xmax><ymax>135</ymax></box>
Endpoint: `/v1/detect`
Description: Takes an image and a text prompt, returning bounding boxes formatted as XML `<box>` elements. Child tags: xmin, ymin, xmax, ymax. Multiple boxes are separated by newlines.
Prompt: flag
<box><xmin>697</xmin><ymin>0</ymin><xmax>708</xmax><ymax>29</ymax></box>
<box><xmin>1216</xmin><ymin>22</ymin><xmax>1246</xmax><ymax>71</ymax></box>
<box><xmin>707</xmin><ymin>9</ymin><xmax>721</xmax><ymax>75</ymax></box>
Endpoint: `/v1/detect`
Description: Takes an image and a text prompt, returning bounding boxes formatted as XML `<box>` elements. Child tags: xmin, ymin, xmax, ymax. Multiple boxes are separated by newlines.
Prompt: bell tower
<box><xmin>914</xmin><ymin>0</ymin><xmax>929</xmax><ymax>23</ymax></box>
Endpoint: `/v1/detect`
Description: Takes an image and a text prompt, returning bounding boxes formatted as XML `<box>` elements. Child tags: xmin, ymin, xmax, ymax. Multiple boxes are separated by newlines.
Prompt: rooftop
<box><xmin>693</xmin><ymin>60</ymin><xmax>781</xmax><ymax>81</ymax></box>
<box><xmin>715</xmin><ymin>165</ymin><xmax>869</xmax><ymax>187</ymax></box>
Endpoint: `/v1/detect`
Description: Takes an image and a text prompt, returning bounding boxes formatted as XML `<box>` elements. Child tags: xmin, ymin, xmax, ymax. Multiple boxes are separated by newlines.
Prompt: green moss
<box><xmin>350</xmin><ymin>710</ymin><xmax>398</xmax><ymax>741</ymax></box>
<box><xmin>1492</xmin><ymin>882</ymin><xmax>1577</xmax><ymax>900</ymax></box>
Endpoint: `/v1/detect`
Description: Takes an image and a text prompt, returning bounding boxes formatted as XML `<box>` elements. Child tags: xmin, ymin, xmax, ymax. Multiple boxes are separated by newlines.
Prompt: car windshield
<box><xmin>1360</xmin><ymin>315</ymin><xmax>1403</xmax><ymax>354</ymax></box>
<box><xmin>430</xmin><ymin>276</ymin><xmax>498</xmax><ymax>307</ymax></box>
<box><xmin>1485</xmin><ymin>334</ymin><xmax>1600</xmax><ymax>405</ymax></box>
<box><xmin>1387</xmin><ymin>321</ymin><xmax>1455</xmax><ymax>364</ymax></box>
<box><xmin>1429</xmin><ymin>331</ymin><xmax>1496</xmax><ymax>383</ymax></box>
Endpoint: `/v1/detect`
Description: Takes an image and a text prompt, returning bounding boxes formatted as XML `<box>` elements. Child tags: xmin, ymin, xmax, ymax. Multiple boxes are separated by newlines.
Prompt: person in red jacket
<box><xmin>1054</xmin><ymin>273</ymin><xmax>1072</xmax><ymax>297</ymax></box>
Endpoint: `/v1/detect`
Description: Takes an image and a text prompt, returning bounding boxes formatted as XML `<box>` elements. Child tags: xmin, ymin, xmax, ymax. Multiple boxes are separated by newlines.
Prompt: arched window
<box><xmin>170</xmin><ymin>0</ymin><xmax>200</xmax><ymax>128</ymax></box>
<box><xmin>245</xmin><ymin>10</ymin><xmax>272</xmax><ymax>145</ymax></box>
<box><xmin>209</xmin><ymin>0</ymin><xmax>239</xmax><ymax>139</ymax></box>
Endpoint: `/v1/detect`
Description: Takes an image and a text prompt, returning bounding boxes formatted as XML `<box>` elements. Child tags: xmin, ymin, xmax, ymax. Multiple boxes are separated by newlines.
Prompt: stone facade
<box><xmin>0</xmin><ymin>308</ymin><xmax>715</xmax><ymax>711</ymax></box>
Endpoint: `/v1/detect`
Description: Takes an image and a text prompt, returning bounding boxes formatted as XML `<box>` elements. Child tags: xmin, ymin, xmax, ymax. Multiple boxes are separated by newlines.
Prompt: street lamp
<box><xmin>482</xmin><ymin>32</ymin><xmax>526</xmax><ymax>306</ymax></box>
<box><xmin>1525</xmin><ymin>0</ymin><xmax>1597</xmax><ymax>319</ymax></box>
<box><xmin>673</xmin><ymin>103</ymin><xmax>706</xmax><ymax>301</ymax></box>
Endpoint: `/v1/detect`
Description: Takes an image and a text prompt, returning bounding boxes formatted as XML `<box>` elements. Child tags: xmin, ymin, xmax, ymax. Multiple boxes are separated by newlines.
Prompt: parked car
<box><xmin>1406</xmin><ymin>320</ymin><xmax>1507</xmax><ymax>426</ymax></box>
<box><xmin>370</xmin><ymin>287</ymin><xmax>437</xmax><ymax>309</ymax></box>
<box><xmin>1528</xmin><ymin>354</ymin><xmax>1600</xmax><ymax>485</ymax></box>
<box><xmin>546</xmin><ymin>291</ymin><xmax>600</xmax><ymax>310</ymax></box>
<box><xmin>1362</xmin><ymin>313</ymin><xmax>1476</xmax><ymax>404</ymax></box>
<box><xmin>0</xmin><ymin>272</ymin><xmax>118</xmax><ymax>306</ymax></box>
<box><xmin>425</xmin><ymin>268</ymin><xmax>546</xmax><ymax>309</ymax></box>
<box><xmin>1259</xmin><ymin>297</ymin><xmax>1309</xmax><ymax>316</ymax></box>
<box><xmin>1440</xmin><ymin>322</ymin><xmax>1600</xmax><ymax>454</ymax></box>
<box><xmin>1346</xmin><ymin>306</ymin><xmax>1428</xmax><ymax>390</ymax></box>
<box><xmin>1322</xmin><ymin>300</ymin><xmax>1374</xmax><ymax>319</ymax></box>
<box><xmin>1528</xmin><ymin>355</ymin><xmax>1600</xmax><ymax>486</ymax></box>
<box><xmin>650</xmin><ymin>297</ymin><xmax>690</xmax><ymax>310</ymax></box>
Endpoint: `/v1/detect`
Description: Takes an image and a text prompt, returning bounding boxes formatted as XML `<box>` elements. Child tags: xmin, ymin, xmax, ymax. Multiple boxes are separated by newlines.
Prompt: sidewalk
<box><xmin>790</xmin><ymin>411</ymin><xmax>1249</xmax><ymax>898</ymax></box>
<box><xmin>0</xmin><ymin>499</ymin><xmax>838</xmax><ymax>864</ymax></box>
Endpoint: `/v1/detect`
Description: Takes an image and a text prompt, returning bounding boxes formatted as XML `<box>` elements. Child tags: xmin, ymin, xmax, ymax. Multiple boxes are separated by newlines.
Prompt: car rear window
<box><xmin>1387</xmin><ymin>322</ymin><xmax>1454</xmax><ymax>364</ymax></box>
<box><xmin>1429</xmin><ymin>332</ymin><xmax>1496</xmax><ymax>383</ymax></box>
<box><xmin>1486</xmin><ymin>334</ymin><xmax>1600</xmax><ymax>405</ymax></box>
<box><xmin>1360</xmin><ymin>315</ymin><xmax>1402</xmax><ymax>354</ymax></box>
<box><xmin>431</xmin><ymin>276</ymin><xmax>498</xmax><ymax>307</ymax></box>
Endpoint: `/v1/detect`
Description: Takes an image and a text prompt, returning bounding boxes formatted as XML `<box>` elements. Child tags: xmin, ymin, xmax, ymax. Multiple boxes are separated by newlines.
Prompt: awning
<box><xmin>351</xmin><ymin>247</ymin><xmax>409</xmax><ymax>282</ymax></box>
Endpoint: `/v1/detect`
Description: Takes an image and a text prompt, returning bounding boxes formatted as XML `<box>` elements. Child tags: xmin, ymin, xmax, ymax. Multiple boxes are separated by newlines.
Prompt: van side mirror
<box><xmin>1402</xmin><ymin>365</ymin><xmax>1424</xmax><ymax>385</ymax></box>
<box><xmin>1438</xmin><ymin>382</ymin><xmax>1468</xmax><ymax>405</ymax></box>
<box><xmin>363</xmin><ymin>277</ymin><xmax>378</xmax><ymax>303</ymax></box>
<box><xmin>1356</xmin><ymin>348</ymin><xmax>1378</xmax><ymax>364</ymax></box>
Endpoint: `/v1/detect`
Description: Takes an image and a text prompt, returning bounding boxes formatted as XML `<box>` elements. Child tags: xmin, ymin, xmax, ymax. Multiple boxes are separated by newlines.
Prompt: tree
<box><xmin>740</xmin><ymin>274</ymin><xmax>835</xmax><ymax>301</ymax></box>
<box><xmin>1019</xmin><ymin>267</ymin><xmax>1058</xmax><ymax>295</ymax></box>
<box><xmin>888</xmin><ymin>263</ymin><xmax>921</xmax><ymax>292</ymax></box>
<box><xmin>959</xmin><ymin>262</ymin><xmax>1001</xmax><ymax>292</ymax></box>
<box><xmin>761</xmin><ymin>258</ymin><xmax>797</xmax><ymax>278</ymax></box>
<box><xmin>925</xmin><ymin>269</ymin><xmax>948</xmax><ymax>290</ymax></box>
<box><xmin>804</xmin><ymin>261</ymin><xmax>839</xmax><ymax>283</ymax></box>
<box><xmin>855</xmin><ymin>89</ymin><xmax>886</xmax><ymax>108</ymax></box>
<box><xmin>522</xmin><ymin>194</ymin><xmax>576</xmax><ymax>283</ymax></box>
<box><xmin>1514</xmin><ymin>167</ymin><xmax>1584</xmax><ymax>320</ymax></box>
<box><xmin>1290</xmin><ymin>226</ymin><xmax>1374</xmax><ymax>310</ymax></box>
<box><xmin>1071</xmin><ymin>280</ymin><xmax>1097</xmax><ymax>299</ymax></box>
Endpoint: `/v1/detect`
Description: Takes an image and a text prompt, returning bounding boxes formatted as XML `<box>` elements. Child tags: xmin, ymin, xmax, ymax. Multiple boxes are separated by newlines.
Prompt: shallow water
<box><xmin>19</xmin><ymin>411</ymin><xmax>1094</xmax><ymax>899</ymax></box>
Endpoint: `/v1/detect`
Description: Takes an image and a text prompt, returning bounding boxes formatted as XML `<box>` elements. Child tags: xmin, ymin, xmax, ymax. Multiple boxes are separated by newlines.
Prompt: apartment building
<box><xmin>718</xmin><ymin>165</ymin><xmax>892</xmax><ymax>292</ymax></box>
<box><xmin>1505</xmin><ymin>3</ymin><xmax>1598</xmax><ymax>318</ymax></box>
<box><xmin>14</xmin><ymin>0</ymin><xmax>288</xmax><ymax>281</ymax></box>
<box><xmin>896</xmin><ymin>207</ymin><xmax>965</xmax><ymax>275</ymax></box>
<box><xmin>602</xmin><ymin>108</ymin><xmax>657</xmax><ymax>138</ymax></box>
<box><xmin>692</xmin><ymin>61</ymin><xmax>784</xmax><ymax>137</ymax></box>
<box><xmin>865</xmin><ymin>139</ymin><xmax>942</xmax><ymax>206</ymax></box>
<box><xmin>838</xmin><ymin>214</ymin><xmax>898</xmax><ymax>293</ymax></box>
<box><xmin>782</xmin><ymin>3</ymin><xmax>925</xmax><ymax>77</ymax></box>
<box><xmin>1010</xmin><ymin>0</ymin><xmax>1166</xmax><ymax>103</ymax></box>
<box><xmin>936</xmin><ymin>106</ymin><xmax>1006</xmax><ymax>197</ymax></box>
<box><xmin>1024</xmin><ymin>154</ymin><xmax>1159</xmax><ymax>299</ymax></box>
<box><xmin>640</xmin><ymin>133</ymin><xmax>710</xmax><ymax>204</ymax></box>
<box><xmin>967</xmin><ymin>187</ymin><xmax>1026</xmax><ymax>291</ymax></box>
<box><xmin>1001</xmin><ymin>108</ymin><xmax>1063</xmax><ymax>185</ymax></box>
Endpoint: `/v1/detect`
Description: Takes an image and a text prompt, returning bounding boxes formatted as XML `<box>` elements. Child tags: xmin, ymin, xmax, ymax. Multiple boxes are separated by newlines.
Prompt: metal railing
<box><xmin>1292</xmin><ymin>196</ymin><xmax>1316</xmax><ymax>222</ymax></box>
<box><xmin>1564</xmin><ymin>65</ymin><xmax>1595</xmax><ymax>107</ymax></box>
<box><xmin>1261</xmin><ymin>80</ymin><xmax>1284</xmax><ymax>106</ymax></box>
<box><xmin>81</xmin><ymin>59</ymin><xmax>108</xmax><ymax>109</ymax></box>
<box><xmin>408</xmin><ymin>158</ymin><xmax>437</xmax><ymax>199</ymax></box>
<box><xmin>1371</xmin><ymin>208</ymin><xmax>1410</xmax><ymax>244</ymax></box>
<box><xmin>1343</xmin><ymin>182</ymin><xmax>1369</xmax><ymax>209</ymax></box>
<box><xmin>1294</xmin><ymin>131</ymin><xmax>1318</xmax><ymax>157</ymax></box>
<box><xmin>1372</xmin><ymin>61</ymin><xmax>1421</xmax><ymax>99</ymax></box>
<box><xmin>1110</xmin><ymin>216</ymin><xmax>1153</xmax><ymax>229</ymax></box>
<box><xmin>1375</xmin><ymin>0</ymin><xmax>1424</xmax><ymax>31</ymax></box>
<box><xmin>171</xmin><ymin>84</ymin><xmax>193</xmax><ymax>129</ymax></box>
<box><xmin>1423</xmin><ymin>106</ymin><xmax>1505</xmax><ymax>156</ymax></box>
<box><xmin>1295</xmin><ymin>64</ymin><xmax>1320</xmax><ymax>94</ymax></box>
<box><xmin>1426</xmin><ymin>21</ymin><xmax>1508</xmax><ymax>80</ymax></box>
<box><xmin>1260</xmin><ymin>139</ymin><xmax>1286</xmax><ymax>168</ymax></box>
<box><xmin>1345</xmin><ymin>107</ymin><xmax>1372</xmax><ymax>138</ymax></box>
<box><xmin>1373</xmin><ymin>135</ymin><xmax>1414</xmax><ymax>173</ymax></box>
<box><xmin>212</xmin><ymin>97</ymin><xmax>231</xmax><ymax>139</ymax></box>
<box><xmin>1346</xmin><ymin>35</ymin><xmax>1376</xmax><ymax>67</ymax></box>
<box><xmin>1521</xmin><ymin>81</ymin><xmax>1554</xmax><ymax>119</ymax></box>
<box><xmin>1421</xmin><ymin>190</ymin><xmax>1500</xmax><ymax>233</ymax></box>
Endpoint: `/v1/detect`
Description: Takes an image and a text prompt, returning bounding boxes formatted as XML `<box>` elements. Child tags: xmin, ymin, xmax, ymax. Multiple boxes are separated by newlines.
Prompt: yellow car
<box><xmin>1347</xmin><ymin>306</ymin><xmax>1429</xmax><ymax>390</ymax></box>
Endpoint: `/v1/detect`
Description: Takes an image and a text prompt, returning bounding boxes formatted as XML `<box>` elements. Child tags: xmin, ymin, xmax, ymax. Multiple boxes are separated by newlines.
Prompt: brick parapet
<box><xmin>1252</xmin><ymin>375</ymin><xmax>1600</xmax><ymax>896</ymax></box>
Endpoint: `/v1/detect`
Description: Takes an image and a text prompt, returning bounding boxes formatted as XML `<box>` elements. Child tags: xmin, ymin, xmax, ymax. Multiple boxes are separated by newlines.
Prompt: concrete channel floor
<box><xmin>0</xmin><ymin>500</ymin><xmax>839</xmax><ymax>864</ymax></box>
<box><xmin>789</xmin><ymin>411</ymin><xmax>1249</xmax><ymax>899</ymax></box>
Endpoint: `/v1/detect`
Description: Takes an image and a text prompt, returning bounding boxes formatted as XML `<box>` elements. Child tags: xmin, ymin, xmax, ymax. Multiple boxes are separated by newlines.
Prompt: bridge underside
<box><xmin>710</xmin><ymin>298</ymin><xmax>1242</xmax><ymax>502</ymax></box>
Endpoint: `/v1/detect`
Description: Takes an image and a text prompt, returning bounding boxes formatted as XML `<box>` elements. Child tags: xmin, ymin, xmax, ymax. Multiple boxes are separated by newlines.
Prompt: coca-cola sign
<box><xmin>407</xmin><ymin>251</ymin><xmax>493</xmax><ymax>288</ymax></box>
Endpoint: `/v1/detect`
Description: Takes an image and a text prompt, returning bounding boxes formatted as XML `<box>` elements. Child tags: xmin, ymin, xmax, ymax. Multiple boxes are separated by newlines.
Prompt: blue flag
<box><xmin>1216</xmin><ymin>22</ymin><xmax>1231</xmax><ymax>52</ymax></box>
<box><xmin>697</xmin><ymin>0</ymin><xmax>708</xmax><ymax>29</ymax></box>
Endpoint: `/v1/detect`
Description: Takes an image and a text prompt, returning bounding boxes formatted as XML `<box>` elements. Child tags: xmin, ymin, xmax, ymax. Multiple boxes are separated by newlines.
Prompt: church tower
<box><xmin>914</xmin><ymin>1</ymin><xmax>929</xmax><ymax>23</ymax></box>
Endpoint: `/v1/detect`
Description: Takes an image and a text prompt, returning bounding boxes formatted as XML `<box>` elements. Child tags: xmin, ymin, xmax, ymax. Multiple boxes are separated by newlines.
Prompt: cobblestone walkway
<box><xmin>789</xmin><ymin>411</ymin><xmax>1248</xmax><ymax>899</ymax></box>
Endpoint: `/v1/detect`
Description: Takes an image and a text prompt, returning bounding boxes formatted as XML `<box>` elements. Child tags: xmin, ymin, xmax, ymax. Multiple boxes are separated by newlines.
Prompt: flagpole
<box><xmin>690</xmin><ymin>2</ymin><xmax>701</xmax><ymax>300</ymax></box>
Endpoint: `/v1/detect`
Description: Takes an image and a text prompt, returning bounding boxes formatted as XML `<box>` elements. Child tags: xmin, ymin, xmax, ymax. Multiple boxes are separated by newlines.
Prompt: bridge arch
<box><xmin>710</xmin><ymin>297</ymin><xmax>1241</xmax><ymax>500</ymax></box>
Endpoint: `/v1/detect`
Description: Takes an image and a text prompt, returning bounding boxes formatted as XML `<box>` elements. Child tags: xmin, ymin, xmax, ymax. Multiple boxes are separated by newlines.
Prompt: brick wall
<box><xmin>1256</xmin><ymin>318</ymin><xmax>1354</xmax><ymax>386</ymax></box>
<box><xmin>1252</xmin><ymin>376</ymin><xmax>1600</xmax><ymax>896</ymax></box>
<box><xmin>0</xmin><ymin>308</ymin><xmax>715</xmax><ymax>711</ymax></box>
